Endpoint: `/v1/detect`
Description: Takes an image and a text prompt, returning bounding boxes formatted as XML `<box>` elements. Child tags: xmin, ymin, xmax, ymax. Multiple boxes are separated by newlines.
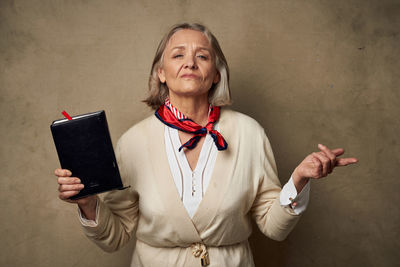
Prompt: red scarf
<box><xmin>155</xmin><ymin>99</ymin><xmax>228</xmax><ymax>151</ymax></box>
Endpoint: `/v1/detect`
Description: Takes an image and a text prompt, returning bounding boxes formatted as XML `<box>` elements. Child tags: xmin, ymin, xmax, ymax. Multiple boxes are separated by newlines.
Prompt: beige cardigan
<box><xmin>81</xmin><ymin>109</ymin><xmax>301</xmax><ymax>267</ymax></box>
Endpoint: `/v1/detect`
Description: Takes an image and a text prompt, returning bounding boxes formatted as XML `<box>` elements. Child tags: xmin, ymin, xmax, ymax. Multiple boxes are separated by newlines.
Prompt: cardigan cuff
<box><xmin>80</xmin><ymin>197</ymin><xmax>112</xmax><ymax>237</ymax></box>
<box><xmin>78</xmin><ymin>197</ymin><xmax>99</xmax><ymax>227</ymax></box>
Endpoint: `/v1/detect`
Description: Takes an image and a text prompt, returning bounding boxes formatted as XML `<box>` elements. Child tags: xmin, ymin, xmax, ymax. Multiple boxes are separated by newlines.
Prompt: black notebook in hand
<box><xmin>50</xmin><ymin>110</ymin><xmax>127</xmax><ymax>199</ymax></box>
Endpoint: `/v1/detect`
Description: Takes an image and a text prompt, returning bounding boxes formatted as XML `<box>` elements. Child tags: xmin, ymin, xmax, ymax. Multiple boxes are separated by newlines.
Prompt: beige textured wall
<box><xmin>1</xmin><ymin>0</ymin><xmax>398</xmax><ymax>266</ymax></box>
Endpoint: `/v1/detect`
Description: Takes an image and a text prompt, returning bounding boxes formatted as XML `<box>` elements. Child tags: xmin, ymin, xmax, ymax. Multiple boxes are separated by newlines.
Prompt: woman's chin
<box><xmin>170</xmin><ymin>87</ymin><xmax>210</xmax><ymax>98</ymax></box>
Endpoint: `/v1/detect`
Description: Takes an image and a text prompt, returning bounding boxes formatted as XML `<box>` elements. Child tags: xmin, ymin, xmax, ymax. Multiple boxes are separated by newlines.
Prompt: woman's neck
<box><xmin>168</xmin><ymin>94</ymin><xmax>209</xmax><ymax>126</ymax></box>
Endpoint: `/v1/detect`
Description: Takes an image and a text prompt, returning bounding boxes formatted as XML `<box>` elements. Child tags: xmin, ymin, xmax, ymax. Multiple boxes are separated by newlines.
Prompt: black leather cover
<box><xmin>50</xmin><ymin>110</ymin><xmax>125</xmax><ymax>199</ymax></box>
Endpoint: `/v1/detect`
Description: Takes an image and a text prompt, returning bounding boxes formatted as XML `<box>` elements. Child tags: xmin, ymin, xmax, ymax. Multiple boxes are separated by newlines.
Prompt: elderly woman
<box><xmin>55</xmin><ymin>23</ymin><xmax>357</xmax><ymax>266</ymax></box>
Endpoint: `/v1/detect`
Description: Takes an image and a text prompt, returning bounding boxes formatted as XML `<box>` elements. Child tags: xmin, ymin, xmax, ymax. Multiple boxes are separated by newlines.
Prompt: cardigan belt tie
<box><xmin>191</xmin><ymin>242</ymin><xmax>210</xmax><ymax>266</ymax></box>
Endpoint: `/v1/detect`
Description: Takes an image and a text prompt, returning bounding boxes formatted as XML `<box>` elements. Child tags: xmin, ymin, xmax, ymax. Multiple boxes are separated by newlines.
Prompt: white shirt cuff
<box><xmin>279</xmin><ymin>176</ymin><xmax>310</xmax><ymax>215</ymax></box>
<box><xmin>77</xmin><ymin>199</ymin><xmax>99</xmax><ymax>227</ymax></box>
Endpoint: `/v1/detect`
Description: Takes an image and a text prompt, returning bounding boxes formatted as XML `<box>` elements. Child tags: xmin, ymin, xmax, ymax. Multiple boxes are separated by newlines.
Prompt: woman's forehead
<box><xmin>167</xmin><ymin>29</ymin><xmax>211</xmax><ymax>49</ymax></box>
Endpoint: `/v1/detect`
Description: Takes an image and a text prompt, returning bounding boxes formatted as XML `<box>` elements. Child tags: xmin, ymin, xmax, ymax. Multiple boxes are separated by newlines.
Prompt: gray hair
<box><xmin>144</xmin><ymin>23</ymin><xmax>232</xmax><ymax>109</ymax></box>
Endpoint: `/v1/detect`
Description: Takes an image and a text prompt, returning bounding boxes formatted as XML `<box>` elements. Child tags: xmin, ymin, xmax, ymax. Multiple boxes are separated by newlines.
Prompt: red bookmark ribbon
<box><xmin>62</xmin><ymin>110</ymin><xmax>73</xmax><ymax>121</ymax></box>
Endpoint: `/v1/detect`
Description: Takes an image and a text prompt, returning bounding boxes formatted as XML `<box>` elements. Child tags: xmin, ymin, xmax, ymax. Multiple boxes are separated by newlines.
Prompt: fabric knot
<box><xmin>155</xmin><ymin>101</ymin><xmax>228</xmax><ymax>152</ymax></box>
<box><xmin>191</xmin><ymin>242</ymin><xmax>205</xmax><ymax>257</ymax></box>
<box><xmin>191</xmin><ymin>243</ymin><xmax>210</xmax><ymax>266</ymax></box>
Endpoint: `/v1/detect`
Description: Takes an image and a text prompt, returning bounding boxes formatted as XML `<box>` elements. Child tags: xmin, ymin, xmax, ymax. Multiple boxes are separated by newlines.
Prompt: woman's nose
<box><xmin>184</xmin><ymin>55</ymin><xmax>197</xmax><ymax>69</ymax></box>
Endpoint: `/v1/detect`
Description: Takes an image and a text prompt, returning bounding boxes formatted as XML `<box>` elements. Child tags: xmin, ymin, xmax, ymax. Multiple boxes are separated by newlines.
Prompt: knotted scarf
<box><xmin>155</xmin><ymin>99</ymin><xmax>228</xmax><ymax>152</ymax></box>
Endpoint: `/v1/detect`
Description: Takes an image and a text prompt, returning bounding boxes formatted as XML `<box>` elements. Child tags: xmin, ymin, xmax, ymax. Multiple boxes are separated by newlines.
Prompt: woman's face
<box><xmin>158</xmin><ymin>29</ymin><xmax>220</xmax><ymax>99</ymax></box>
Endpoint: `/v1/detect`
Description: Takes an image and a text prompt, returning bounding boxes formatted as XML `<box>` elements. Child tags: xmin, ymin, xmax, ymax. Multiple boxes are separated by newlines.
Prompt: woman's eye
<box><xmin>173</xmin><ymin>54</ymin><xmax>183</xmax><ymax>58</ymax></box>
<box><xmin>197</xmin><ymin>55</ymin><xmax>208</xmax><ymax>60</ymax></box>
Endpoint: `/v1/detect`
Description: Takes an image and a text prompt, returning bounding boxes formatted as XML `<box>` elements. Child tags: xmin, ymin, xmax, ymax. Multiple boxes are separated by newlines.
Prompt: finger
<box><xmin>57</xmin><ymin>177</ymin><xmax>81</xmax><ymax>185</ymax></box>
<box><xmin>331</xmin><ymin>148</ymin><xmax>345</xmax><ymax>157</ymax></box>
<box><xmin>318</xmin><ymin>144</ymin><xmax>336</xmax><ymax>173</ymax></box>
<box><xmin>54</xmin><ymin>169</ymin><xmax>72</xmax><ymax>177</ymax></box>
<box><xmin>59</xmin><ymin>190</ymin><xmax>80</xmax><ymax>200</ymax></box>
<box><xmin>59</xmin><ymin>183</ymin><xmax>84</xmax><ymax>192</ymax></box>
<box><xmin>63</xmin><ymin>199</ymin><xmax>78</xmax><ymax>204</ymax></box>
<box><xmin>312</xmin><ymin>152</ymin><xmax>330</xmax><ymax>177</ymax></box>
<box><xmin>336</xmin><ymin>157</ymin><xmax>358</xmax><ymax>166</ymax></box>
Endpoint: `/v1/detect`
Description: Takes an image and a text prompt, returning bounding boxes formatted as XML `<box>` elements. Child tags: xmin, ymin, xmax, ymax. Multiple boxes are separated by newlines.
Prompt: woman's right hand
<box><xmin>55</xmin><ymin>168</ymin><xmax>97</xmax><ymax>220</ymax></box>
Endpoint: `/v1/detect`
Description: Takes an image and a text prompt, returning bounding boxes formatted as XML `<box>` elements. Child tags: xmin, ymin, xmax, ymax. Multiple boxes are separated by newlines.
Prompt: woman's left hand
<box><xmin>292</xmin><ymin>144</ymin><xmax>358</xmax><ymax>192</ymax></box>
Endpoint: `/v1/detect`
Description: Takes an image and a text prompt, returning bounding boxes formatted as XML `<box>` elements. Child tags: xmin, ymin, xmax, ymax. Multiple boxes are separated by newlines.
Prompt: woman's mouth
<box><xmin>181</xmin><ymin>74</ymin><xmax>199</xmax><ymax>79</ymax></box>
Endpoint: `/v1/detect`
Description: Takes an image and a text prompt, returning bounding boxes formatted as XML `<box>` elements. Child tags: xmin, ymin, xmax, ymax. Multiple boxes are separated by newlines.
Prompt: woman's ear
<box><xmin>157</xmin><ymin>68</ymin><xmax>166</xmax><ymax>83</ymax></box>
<box><xmin>213</xmin><ymin>70</ymin><xmax>220</xmax><ymax>84</ymax></box>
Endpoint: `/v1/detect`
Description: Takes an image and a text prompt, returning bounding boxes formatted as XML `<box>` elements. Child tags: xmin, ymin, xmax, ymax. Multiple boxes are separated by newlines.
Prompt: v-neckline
<box><xmin>149</xmin><ymin>109</ymin><xmax>238</xmax><ymax>239</ymax></box>
<box><xmin>170</xmin><ymin>125</ymin><xmax>214</xmax><ymax>174</ymax></box>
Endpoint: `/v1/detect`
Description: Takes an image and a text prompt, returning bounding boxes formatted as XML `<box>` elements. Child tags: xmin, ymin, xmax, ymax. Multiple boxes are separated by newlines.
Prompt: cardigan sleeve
<box><xmin>80</xmin><ymin>138</ymin><xmax>140</xmax><ymax>252</ymax></box>
<box><xmin>250</xmin><ymin>130</ymin><xmax>301</xmax><ymax>241</ymax></box>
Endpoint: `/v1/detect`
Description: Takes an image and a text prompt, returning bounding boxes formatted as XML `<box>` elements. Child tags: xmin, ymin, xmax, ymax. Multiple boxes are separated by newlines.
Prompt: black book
<box><xmin>50</xmin><ymin>110</ymin><xmax>126</xmax><ymax>199</ymax></box>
